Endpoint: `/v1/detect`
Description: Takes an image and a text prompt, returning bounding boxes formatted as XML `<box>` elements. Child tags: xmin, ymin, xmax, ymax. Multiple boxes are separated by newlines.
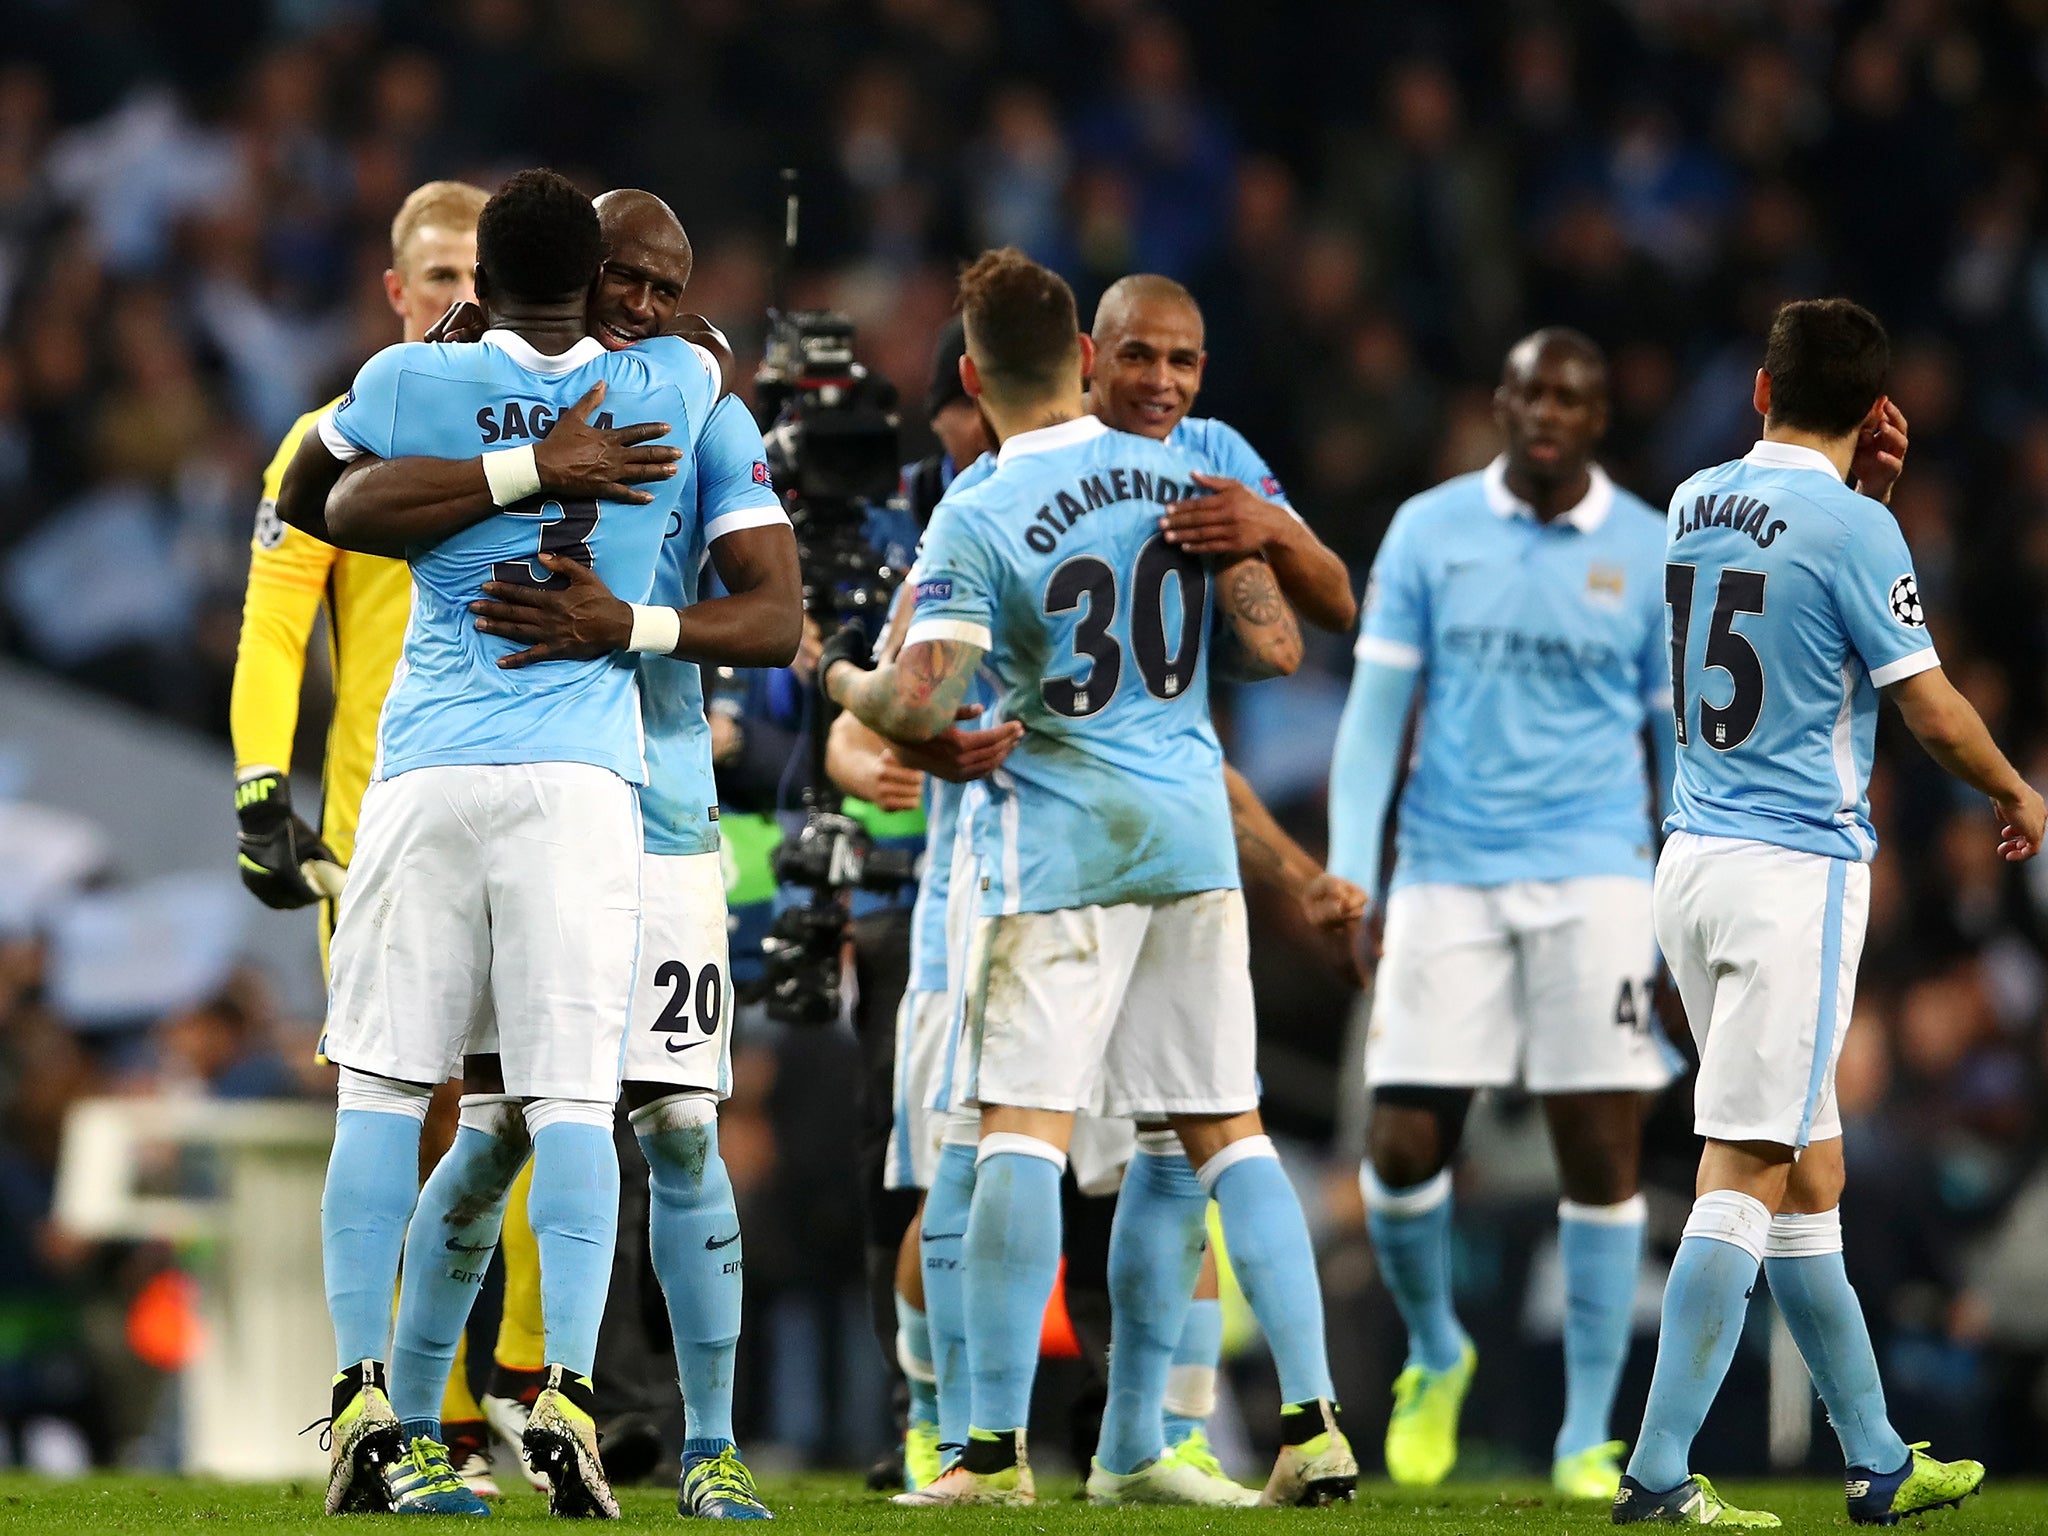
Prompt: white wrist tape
<box><xmin>627</xmin><ymin>603</ymin><xmax>682</xmax><ymax>655</ymax></box>
<box><xmin>482</xmin><ymin>444</ymin><xmax>541</xmax><ymax>506</ymax></box>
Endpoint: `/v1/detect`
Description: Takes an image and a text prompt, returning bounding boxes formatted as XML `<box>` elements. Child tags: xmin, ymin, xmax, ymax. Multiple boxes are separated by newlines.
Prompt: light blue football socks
<box><xmin>635</xmin><ymin>1094</ymin><xmax>745</xmax><ymax>1447</ymax></box>
<box><xmin>1361</xmin><ymin>1165</ymin><xmax>1469</xmax><ymax>1374</ymax></box>
<box><xmin>525</xmin><ymin>1113</ymin><xmax>622</xmax><ymax>1378</ymax></box>
<box><xmin>389</xmin><ymin>1108</ymin><xmax>528</xmax><ymax>1426</ymax></box>
<box><xmin>1628</xmin><ymin>1189</ymin><xmax>1770</xmax><ymax>1492</ymax></box>
<box><xmin>322</xmin><ymin>1086</ymin><xmax>429</xmax><ymax>1371</ymax></box>
<box><xmin>963</xmin><ymin>1137</ymin><xmax>1065</xmax><ymax>1433</ymax></box>
<box><xmin>1202</xmin><ymin>1137</ymin><xmax>1335</xmax><ymax>1407</ymax></box>
<box><xmin>1764</xmin><ymin>1207</ymin><xmax>1908</xmax><ymax>1474</ymax></box>
<box><xmin>922</xmin><ymin>1138</ymin><xmax>977</xmax><ymax>1452</ymax></box>
<box><xmin>1097</xmin><ymin>1138</ymin><xmax>1208</xmax><ymax>1474</ymax></box>
<box><xmin>1556</xmin><ymin>1195</ymin><xmax>1647</xmax><ymax>1461</ymax></box>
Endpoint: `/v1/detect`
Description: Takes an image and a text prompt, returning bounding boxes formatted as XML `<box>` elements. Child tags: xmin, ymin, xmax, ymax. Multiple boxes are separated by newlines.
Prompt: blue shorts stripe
<box><xmin>891</xmin><ymin>995</ymin><xmax>915</xmax><ymax>1174</ymax></box>
<box><xmin>1796</xmin><ymin>857</ymin><xmax>1849</xmax><ymax>1147</ymax></box>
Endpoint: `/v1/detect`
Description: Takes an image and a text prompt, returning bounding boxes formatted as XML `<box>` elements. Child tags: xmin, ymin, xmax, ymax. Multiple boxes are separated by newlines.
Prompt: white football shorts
<box><xmin>1656</xmin><ymin>830</ymin><xmax>1869</xmax><ymax>1147</ymax></box>
<box><xmin>951</xmin><ymin>887</ymin><xmax>1258</xmax><ymax>1120</ymax></box>
<box><xmin>1366</xmin><ymin>876</ymin><xmax>1677</xmax><ymax>1094</ymax></box>
<box><xmin>618</xmin><ymin>849</ymin><xmax>733</xmax><ymax>1098</ymax></box>
<box><xmin>885</xmin><ymin>987</ymin><xmax>954</xmax><ymax>1190</ymax></box>
<box><xmin>324</xmin><ymin>762</ymin><xmax>640</xmax><ymax>1101</ymax></box>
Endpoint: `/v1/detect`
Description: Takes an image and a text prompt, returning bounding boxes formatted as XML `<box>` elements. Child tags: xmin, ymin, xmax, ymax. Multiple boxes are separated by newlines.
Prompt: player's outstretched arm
<box><xmin>1162</xmin><ymin>474</ymin><xmax>1357</xmax><ymax>632</ymax></box>
<box><xmin>1212</xmin><ymin>554</ymin><xmax>1303</xmax><ymax>679</ymax></box>
<box><xmin>1888</xmin><ymin>666</ymin><xmax>2045</xmax><ymax>860</ymax></box>
<box><xmin>823</xmin><ymin>633</ymin><xmax>984</xmax><ymax>744</ymax></box>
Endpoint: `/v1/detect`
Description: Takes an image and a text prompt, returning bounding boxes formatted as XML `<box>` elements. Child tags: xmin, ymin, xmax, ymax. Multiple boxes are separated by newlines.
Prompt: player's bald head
<box><xmin>1502</xmin><ymin>327</ymin><xmax>1607</xmax><ymax>396</ymax></box>
<box><xmin>594</xmin><ymin>188</ymin><xmax>692</xmax><ymax>274</ymax></box>
<box><xmin>1092</xmin><ymin>273</ymin><xmax>1204</xmax><ymax>350</ymax></box>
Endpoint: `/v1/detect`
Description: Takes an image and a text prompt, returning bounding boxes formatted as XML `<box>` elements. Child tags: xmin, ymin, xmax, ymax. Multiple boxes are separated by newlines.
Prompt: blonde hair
<box><xmin>389</xmin><ymin>180</ymin><xmax>489</xmax><ymax>271</ymax></box>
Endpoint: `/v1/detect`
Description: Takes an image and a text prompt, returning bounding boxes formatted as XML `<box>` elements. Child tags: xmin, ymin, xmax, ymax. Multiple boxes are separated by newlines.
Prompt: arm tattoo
<box><xmin>841</xmin><ymin>638</ymin><xmax>982</xmax><ymax>741</ymax></box>
<box><xmin>1216</xmin><ymin>558</ymin><xmax>1302</xmax><ymax>679</ymax></box>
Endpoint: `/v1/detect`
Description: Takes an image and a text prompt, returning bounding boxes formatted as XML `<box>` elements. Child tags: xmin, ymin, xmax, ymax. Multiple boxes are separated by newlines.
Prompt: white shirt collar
<box><xmin>481</xmin><ymin>328</ymin><xmax>608</xmax><ymax>376</ymax></box>
<box><xmin>995</xmin><ymin>414</ymin><xmax>1109</xmax><ymax>467</ymax></box>
<box><xmin>1742</xmin><ymin>439</ymin><xmax>1846</xmax><ymax>481</ymax></box>
<box><xmin>1482</xmin><ymin>455</ymin><xmax>1614</xmax><ymax>533</ymax></box>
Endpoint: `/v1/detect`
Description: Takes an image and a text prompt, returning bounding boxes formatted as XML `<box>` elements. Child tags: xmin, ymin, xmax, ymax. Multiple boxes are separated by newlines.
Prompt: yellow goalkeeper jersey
<box><xmin>228</xmin><ymin>400</ymin><xmax>412</xmax><ymax>960</ymax></box>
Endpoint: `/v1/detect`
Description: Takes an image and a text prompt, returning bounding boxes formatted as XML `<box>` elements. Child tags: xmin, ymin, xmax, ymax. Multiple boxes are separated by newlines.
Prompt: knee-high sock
<box><xmin>1202</xmin><ymin>1138</ymin><xmax>1335</xmax><ymax>1407</ymax></box>
<box><xmin>964</xmin><ymin>1138</ymin><xmax>1065</xmax><ymax>1435</ymax></box>
<box><xmin>635</xmin><ymin>1097</ymin><xmax>744</xmax><ymax>1449</ymax></box>
<box><xmin>1627</xmin><ymin>1190</ymin><xmax>1770</xmax><ymax>1492</ymax></box>
<box><xmin>323</xmin><ymin>1105</ymin><xmax>426</xmax><ymax>1372</ymax></box>
<box><xmin>922</xmin><ymin>1140</ymin><xmax>976</xmax><ymax>1451</ymax></box>
<box><xmin>1556</xmin><ymin>1196</ymin><xmax>1647</xmax><ymax>1460</ymax></box>
<box><xmin>1164</xmin><ymin>1296</ymin><xmax>1222</xmax><ymax>1446</ymax></box>
<box><xmin>898</xmin><ymin>1293</ymin><xmax>937</xmax><ymax>1428</ymax></box>
<box><xmin>494</xmin><ymin>1156</ymin><xmax>545</xmax><ymax>1374</ymax></box>
<box><xmin>1361</xmin><ymin>1163</ymin><xmax>1467</xmax><ymax>1374</ymax></box>
<box><xmin>390</xmin><ymin>1121</ymin><xmax>527</xmax><ymax>1431</ymax></box>
<box><xmin>1097</xmin><ymin>1144</ymin><xmax>1208</xmax><ymax>1474</ymax></box>
<box><xmin>1764</xmin><ymin>1209</ymin><xmax>1908</xmax><ymax>1473</ymax></box>
<box><xmin>525</xmin><ymin>1113</ymin><xmax>621</xmax><ymax>1379</ymax></box>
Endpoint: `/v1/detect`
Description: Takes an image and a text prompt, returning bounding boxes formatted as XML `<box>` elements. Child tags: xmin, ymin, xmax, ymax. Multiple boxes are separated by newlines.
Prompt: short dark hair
<box><xmin>476</xmin><ymin>168</ymin><xmax>604</xmax><ymax>304</ymax></box>
<box><xmin>957</xmin><ymin>248</ymin><xmax>1079</xmax><ymax>402</ymax></box>
<box><xmin>1762</xmin><ymin>298</ymin><xmax>1889</xmax><ymax>436</ymax></box>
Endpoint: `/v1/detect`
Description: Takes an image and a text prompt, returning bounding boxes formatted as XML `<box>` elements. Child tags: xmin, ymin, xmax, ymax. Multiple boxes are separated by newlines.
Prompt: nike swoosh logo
<box><xmin>919</xmin><ymin>1231</ymin><xmax>965</xmax><ymax>1242</ymax></box>
<box><xmin>704</xmin><ymin>1232</ymin><xmax>741</xmax><ymax>1250</ymax></box>
<box><xmin>663</xmin><ymin>1035</ymin><xmax>710</xmax><ymax>1054</ymax></box>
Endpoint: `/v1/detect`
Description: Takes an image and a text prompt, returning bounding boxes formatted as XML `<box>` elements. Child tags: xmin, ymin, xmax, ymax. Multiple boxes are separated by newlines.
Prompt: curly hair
<box><xmin>956</xmin><ymin>247</ymin><xmax>1080</xmax><ymax>402</ymax></box>
<box><xmin>475</xmin><ymin>168</ymin><xmax>604</xmax><ymax>305</ymax></box>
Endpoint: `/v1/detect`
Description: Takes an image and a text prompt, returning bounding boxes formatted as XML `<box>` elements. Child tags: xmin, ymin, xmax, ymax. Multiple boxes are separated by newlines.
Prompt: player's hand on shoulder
<box><xmin>472</xmin><ymin>552</ymin><xmax>634</xmax><ymax>668</ymax></box>
<box><xmin>234</xmin><ymin>768</ymin><xmax>346</xmax><ymax>909</ymax></box>
<box><xmin>1160</xmin><ymin>472</ymin><xmax>1294</xmax><ymax>556</ymax></box>
<box><xmin>425</xmin><ymin>299</ymin><xmax>486</xmax><ymax>344</ymax></box>
<box><xmin>531</xmin><ymin>381</ymin><xmax>683</xmax><ymax>505</ymax></box>
<box><xmin>1995</xmin><ymin>781</ymin><xmax>2046</xmax><ymax>862</ymax></box>
<box><xmin>888</xmin><ymin>705</ymin><xmax>1025</xmax><ymax>785</ymax></box>
<box><xmin>1851</xmin><ymin>397</ymin><xmax>1908</xmax><ymax>506</ymax></box>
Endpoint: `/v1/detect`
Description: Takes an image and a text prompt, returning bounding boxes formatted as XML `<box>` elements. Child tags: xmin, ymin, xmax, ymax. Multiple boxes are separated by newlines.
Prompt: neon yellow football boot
<box><xmin>1384</xmin><ymin>1342</ymin><xmax>1475</xmax><ymax>1486</ymax></box>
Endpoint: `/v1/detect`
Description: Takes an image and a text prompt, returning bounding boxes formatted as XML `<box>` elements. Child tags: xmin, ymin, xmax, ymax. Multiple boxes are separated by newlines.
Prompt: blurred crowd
<box><xmin>7</xmin><ymin>0</ymin><xmax>2048</xmax><ymax>1478</ymax></box>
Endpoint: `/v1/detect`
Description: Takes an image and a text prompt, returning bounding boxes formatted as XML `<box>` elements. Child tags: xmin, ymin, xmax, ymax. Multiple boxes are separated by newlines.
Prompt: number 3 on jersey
<box><xmin>1666</xmin><ymin>562</ymin><xmax>1768</xmax><ymax>751</ymax></box>
<box><xmin>1042</xmin><ymin>533</ymin><xmax>1206</xmax><ymax>718</ymax></box>
<box><xmin>491</xmin><ymin>493</ymin><xmax>600</xmax><ymax>589</ymax></box>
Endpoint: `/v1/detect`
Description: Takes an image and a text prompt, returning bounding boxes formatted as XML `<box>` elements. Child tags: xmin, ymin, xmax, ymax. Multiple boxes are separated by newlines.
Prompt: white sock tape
<box><xmin>976</xmin><ymin>1131</ymin><xmax>1067</xmax><ymax>1172</ymax></box>
<box><xmin>1765</xmin><ymin>1207</ymin><xmax>1844</xmax><ymax>1259</ymax></box>
<box><xmin>896</xmin><ymin>1330</ymin><xmax>936</xmax><ymax>1384</ymax></box>
<box><xmin>1194</xmin><ymin>1134</ymin><xmax>1275</xmax><ymax>1196</ymax></box>
<box><xmin>523</xmin><ymin>1097</ymin><xmax>614</xmax><ymax>1136</ymax></box>
<box><xmin>336</xmin><ymin>1067</ymin><xmax>432</xmax><ymax>1122</ymax></box>
<box><xmin>1559</xmin><ymin>1193</ymin><xmax>1648</xmax><ymax>1226</ymax></box>
<box><xmin>941</xmin><ymin>1111</ymin><xmax>981</xmax><ymax>1148</ymax></box>
<box><xmin>628</xmin><ymin>1090</ymin><xmax>718</xmax><ymax>1135</ymax></box>
<box><xmin>482</xmin><ymin>444</ymin><xmax>541</xmax><ymax>506</ymax></box>
<box><xmin>457</xmin><ymin>1093</ymin><xmax>527</xmax><ymax>1138</ymax></box>
<box><xmin>1134</xmin><ymin>1128</ymin><xmax>1184</xmax><ymax>1157</ymax></box>
<box><xmin>627</xmin><ymin>603</ymin><xmax>682</xmax><ymax>655</ymax></box>
<box><xmin>1682</xmin><ymin>1188</ymin><xmax>1773</xmax><ymax>1264</ymax></box>
<box><xmin>1361</xmin><ymin>1163</ymin><xmax>1452</xmax><ymax>1217</ymax></box>
<box><xmin>1163</xmin><ymin>1363</ymin><xmax>1217</xmax><ymax>1420</ymax></box>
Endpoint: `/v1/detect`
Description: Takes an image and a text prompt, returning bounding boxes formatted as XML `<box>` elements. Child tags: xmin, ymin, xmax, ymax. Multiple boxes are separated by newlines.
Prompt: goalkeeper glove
<box><xmin>234</xmin><ymin>767</ymin><xmax>346</xmax><ymax>910</ymax></box>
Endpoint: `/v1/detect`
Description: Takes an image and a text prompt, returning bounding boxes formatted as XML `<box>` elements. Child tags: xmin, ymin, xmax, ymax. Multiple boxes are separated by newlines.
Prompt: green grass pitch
<box><xmin>0</xmin><ymin>1473</ymin><xmax>2031</xmax><ymax>1533</ymax></box>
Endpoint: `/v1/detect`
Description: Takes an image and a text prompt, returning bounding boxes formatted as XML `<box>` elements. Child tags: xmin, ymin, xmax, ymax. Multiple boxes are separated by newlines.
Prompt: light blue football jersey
<box><xmin>323</xmin><ymin>328</ymin><xmax>718</xmax><ymax>785</ymax></box>
<box><xmin>1358</xmin><ymin>458</ymin><xmax>1671</xmax><ymax>890</ymax></box>
<box><xmin>639</xmin><ymin>393</ymin><xmax>787</xmax><ymax>857</ymax></box>
<box><xmin>1165</xmin><ymin>415</ymin><xmax>1293</xmax><ymax>505</ymax></box>
<box><xmin>1662</xmin><ymin>440</ymin><xmax>1937</xmax><ymax>860</ymax></box>
<box><xmin>903</xmin><ymin>450</ymin><xmax>999</xmax><ymax>992</ymax></box>
<box><xmin>908</xmin><ymin>416</ymin><xmax>1236</xmax><ymax>914</ymax></box>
